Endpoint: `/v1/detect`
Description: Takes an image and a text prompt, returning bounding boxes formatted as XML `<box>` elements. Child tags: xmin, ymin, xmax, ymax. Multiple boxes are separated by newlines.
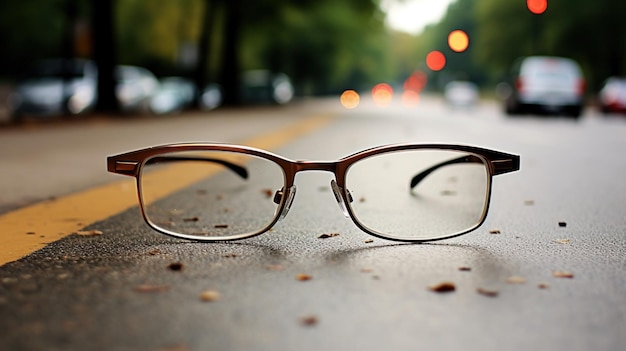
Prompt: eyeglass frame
<box><xmin>107</xmin><ymin>143</ymin><xmax>520</xmax><ymax>243</ymax></box>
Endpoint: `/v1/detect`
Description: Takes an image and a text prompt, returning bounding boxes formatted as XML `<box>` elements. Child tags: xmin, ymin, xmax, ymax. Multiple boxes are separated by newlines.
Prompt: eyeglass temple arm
<box><xmin>146</xmin><ymin>156</ymin><xmax>249</xmax><ymax>179</ymax></box>
<box><xmin>409</xmin><ymin>153</ymin><xmax>520</xmax><ymax>190</ymax></box>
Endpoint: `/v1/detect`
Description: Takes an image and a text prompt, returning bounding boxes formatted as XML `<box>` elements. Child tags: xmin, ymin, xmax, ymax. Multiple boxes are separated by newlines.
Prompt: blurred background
<box><xmin>1</xmin><ymin>0</ymin><xmax>626</xmax><ymax>121</ymax></box>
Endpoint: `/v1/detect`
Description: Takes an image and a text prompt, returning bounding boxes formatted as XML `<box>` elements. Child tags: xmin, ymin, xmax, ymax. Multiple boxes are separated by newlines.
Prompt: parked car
<box><xmin>115</xmin><ymin>65</ymin><xmax>159</xmax><ymax>113</ymax></box>
<box><xmin>241</xmin><ymin>70</ymin><xmax>294</xmax><ymax>105</ymax></box>
<box><xmin>598</xmin><ymin>77</ymin><xmax>626</xmax><ymax>115</ymax></box>
<box><xmin>11</xmin><ymin>58</ymin><xmax>97</xmax><ymax>119</ymax></box>
<box><xmin>443</xmin><ymin>81</ymin><xmax>479</xmax><ymax>108</ymax></box>
<box><xmin>150</xmin><ymin>77</ymin><xmax>197</xmax><ymax>115</ymax></box>
<box><xmin>503</xmin><ymin>56</ymin><xmax>585</xmax><ymax>118</ymax></box>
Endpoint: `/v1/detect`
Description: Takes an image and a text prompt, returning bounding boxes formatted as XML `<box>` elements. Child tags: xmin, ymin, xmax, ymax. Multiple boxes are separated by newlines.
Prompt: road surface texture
<box><xmin>0</xmin><ymin>97</ymin><xmax>624</xmax><ymax>351</ymax></box>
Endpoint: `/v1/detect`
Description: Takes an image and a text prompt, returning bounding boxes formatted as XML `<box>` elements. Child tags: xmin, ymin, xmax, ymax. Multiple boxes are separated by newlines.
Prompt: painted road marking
<box><xmin>0</xmin><ymin>114</ymin><xmax>335</xmax><ymax>265</ymax></box>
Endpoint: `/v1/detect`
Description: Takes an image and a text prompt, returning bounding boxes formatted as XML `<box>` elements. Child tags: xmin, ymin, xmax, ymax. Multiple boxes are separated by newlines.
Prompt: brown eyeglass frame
<box><xmin>108</xmin><ymin>143</ymin><xmax>520</xmax><ymax>243</ymax></box>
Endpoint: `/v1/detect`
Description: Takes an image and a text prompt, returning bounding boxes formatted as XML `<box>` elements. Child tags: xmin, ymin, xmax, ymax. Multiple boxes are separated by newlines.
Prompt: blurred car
<box><xmin>503</xmin><ymin>56</ymin><xmax>585</xmax><ymax>118</ymax></box>
<box><xmin>115</xmin><ymin>65</ymin><xmax>159</xmax><ymax>113</ymax></box>
<box><xmin>443</xmin><ymin>81</ymin><xmax>479</xmax><ymax>107</ymax></box>
<box><xmin>598</xmin><ymin>77</ymin><xmax>626</xmax><ymax>114</ymax></box>
<box><xmin>149</xmin><ymin>77</ymin><xmax>197</xmax><ymax>115</ymax></box>
<box><xmin>241</xmin><ymin>70</ymin><xmax>294</xmax><ymax>105</ymax></box>
<box><xmin>11</xmin><ymin>58</ymin><xmax>97</xmax><ymax>119</ymax></box>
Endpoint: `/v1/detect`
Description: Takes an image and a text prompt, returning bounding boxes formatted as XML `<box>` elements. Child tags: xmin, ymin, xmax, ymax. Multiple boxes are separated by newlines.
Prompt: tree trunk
<box><xmin>92</xmin><ymin>0</ymin><xmax>119</xmax><ymax>112</ymax></box>
<box><xmin>219</xmin><ymin>0</ymin><xmax>241</xmax><ymax>106</ymax></box>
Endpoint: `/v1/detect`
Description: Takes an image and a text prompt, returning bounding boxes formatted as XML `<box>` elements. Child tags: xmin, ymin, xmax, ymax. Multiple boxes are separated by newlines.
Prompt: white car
<box><xmin>115</xmin><ymin>65</ymin><xmax>159</xmax><ymax>113</ymax></box>
<box><xmin>11</xmin><ymin>58</ymin><xmax>98</xmax><ymax>119</ymax></box>
<box><xmin>444</xmin><ymin>81</ymin><xmax>479</xmax><ymax>107</ymax></box>
<box><xmin>504</xmin><ymin>56</ymin><xmax>585</xmax><ymax>118</ymax></box>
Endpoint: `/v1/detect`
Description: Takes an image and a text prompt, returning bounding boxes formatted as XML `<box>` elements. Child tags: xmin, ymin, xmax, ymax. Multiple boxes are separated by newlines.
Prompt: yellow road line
<box><xmin>0</xmin><ymin>114</ymin><xmax>335</xmax><ymax>266</ymax></box>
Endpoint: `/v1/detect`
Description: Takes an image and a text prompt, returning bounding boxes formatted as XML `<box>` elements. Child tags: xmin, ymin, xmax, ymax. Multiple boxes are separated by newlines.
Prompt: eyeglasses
<box><xmin>107</xmin><ymin>143</ymin><xmax>519</xmax><ymax>242</ymax></box>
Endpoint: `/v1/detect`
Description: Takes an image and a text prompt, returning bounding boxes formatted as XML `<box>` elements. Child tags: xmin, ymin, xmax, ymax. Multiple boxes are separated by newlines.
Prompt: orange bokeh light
<box><xmin>372</xmin><ymin>83</ymin><xmax>393</xmax><ymax>106</ymax></box>
<box><xmin>448</xmin><ymin>30</ymin><xmax>469</xmax><ymax>53</ymax></box>
<box><xmin>426</xmin><ymin>51</ymin><xmax>446</xmax><ymax>71</ymax></box>
<box><xmin>527</xmin><ymin>0</ymin><xmax>547</xmax><ymax>14</ymax></box>
<box><xmin>340</xmin><ymin>90</ymin><xmax>360</xmax><ymax>109</ymax></box>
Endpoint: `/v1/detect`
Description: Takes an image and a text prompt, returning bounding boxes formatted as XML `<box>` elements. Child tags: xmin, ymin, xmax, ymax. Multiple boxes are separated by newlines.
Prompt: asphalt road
<box><xmin>1</xmin><ymin>97</ymin><xmax>625</xmax><ymax>351</ymax></box>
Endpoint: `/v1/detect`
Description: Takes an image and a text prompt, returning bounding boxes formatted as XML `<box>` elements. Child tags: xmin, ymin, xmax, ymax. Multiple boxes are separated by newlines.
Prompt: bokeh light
<box><xmin>340</xmin><ymin>90</ymin><xmax>360</xmax><ymax>109</ymax></box>
<box><xmin>448</xmin><ymin>30</ymin><xmax>469</xmax><ymax>52</ymax></box>
<box><xmin>404</xmin><ymin>71</ymin><xmax>428</xmax><ymax>93</ymax></box>
<box><xmin>527</xmin><ymin>0</ymin><xmax>547</xmax><ymax>14</ymax></box>
<box><xmin>372</xmin><ymin>83</ymin><xmax>393</xmax><ymax>106</ymax></box>
<box><xmin>401</xmin><ymin>90</ymin><xmax>420</xmax><ymax>107</ymax></box>
<box><xmin>426</xmin><ymin>51</ymin><xmax>446</xmax><ymax>71</ymax></box>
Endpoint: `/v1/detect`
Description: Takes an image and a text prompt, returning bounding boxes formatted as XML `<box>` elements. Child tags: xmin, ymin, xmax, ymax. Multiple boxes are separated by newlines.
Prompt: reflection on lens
<box><xmin>345</xmin><ymin>149</ymin><xmax>490</xmax><ymax>241</ymax></box>
<box><xmin>139</xmin><ymin>150</ymin><xmax>285</xmax><ymax>240</ymax></box>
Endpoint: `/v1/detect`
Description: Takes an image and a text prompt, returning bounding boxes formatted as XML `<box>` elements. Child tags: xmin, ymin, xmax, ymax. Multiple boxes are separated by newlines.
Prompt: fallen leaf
<box><xmin>558</xmin><ymin>221</ymin><xmax>567</xmax><ymax>227</ymax></box>
<box><xmin>222</xmin><ymin>253</ymin><xmax>238</xmax><ymax>258</ymax></box>
<box><xmin>364</xmin><ymin>239</ymin><xmax>374</xmax><ymax>244</ymax></box>
<box><xmin>360</xmin><ymin>268</ymin><xmax>373</xmax><ymax>273</ymax></box>
<box><xmin>318</xmin><ymin>233</ymin><xmax>340</xmax><ymax>239</ymax></box>
<box><xmin>440</xmin><ymin>190</ymin><xmax>457</xmax><ymax>196</ymax></box>
<box><xmin>199</xmin><ymin>290</ymin><xmax>221</xmax><ymax>302</ymax></box>
<box><xmin>261</xmin><ymin>189</ymin><xmax>274</xmax><ymax>198</ymax></box>
<box><xmin>183</xmin><ymin>217</ymin><xmax>199</xmax><ymax>222</ymax></box>
<box><xmin>524</xmin><ymin>200</ymin><xmax>535</xmax><ymax>206</ymax></box>
<box><xmin>553</xmin><ymin>270</ymin><xmax>574</xmax><ymax>278</ymax></box>
<box><xmin>134</xmin><ymin>284</ymin><xmax>170</xmax><ymax>293</ymax></box>
<box><xmin>554</xmin><ymin>239</ymin><xmax>570</xmax><ymax>244</ymax></box>
<box><xmin>506</xmin><ymin>276</ymin><xmax>527</xmax><ymax>284</ymax></box>
<box><xmin>168</xmin><ymin>262</ymin><xmax>184</xmax><ymax>271</ymax></box>
<box><xmin>214</xmin><ymin>224</ymin><xmax>228</xmax><ymax>229</ymax></box>
<box><xmin>300</xmin><ymin>315</ymin><xmax>318</xmax><ymax>326</ymax></box>
<box><xmin>477</xmin><ymin>287</ymin><xmax>499</xmax><ymax>297</ymax></box>
<box><xmin>537</xmin><ymin>283</ymin><xmax>550</xmax><ymax>289</ymax></box>
<box><xmin>458</xmin><ymin>266</ymin><xmax>472</xmax><ymax>271</ymax></box>
<box><xmin>75</xmin><ymin>230</ymin><xmax>103</xmax><ymax>237</ymax></box>
<box><xmin>266</xmin><ymin>264</ymin><xmax>284</xmax><ymax>271</ymax></box>
<box><xmin>146</xmin><ymin>249</ymin><xmax>162</xmax><ymax>256</ymax></box>
<box><xmin>296</xmin><ymin>274</ymin><xmax>312</xmax><ymax>281</ymax></box>
<box><xmin>489</xmin><ymin>229</ymin><xmax>501</xmax><ymax>234</ymax></box>
<box><xmin>428</xmin><ymin>282</ymin><xmax>456</xmax><ymax>293</ymax></box>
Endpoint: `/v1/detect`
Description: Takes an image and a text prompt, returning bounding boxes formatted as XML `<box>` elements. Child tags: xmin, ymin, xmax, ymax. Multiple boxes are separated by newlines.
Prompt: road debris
<box><xmin>168</xmin><ymin>262</ymin><xmax>184</xmax><ymax>271</ymax></box>
<box><xmin>266</xmin><ymin>264</ymin><xmax>284</xmax><ymax>271</ymax></box>
<box><xmin>134</xmin><ymin>284</ymin><xmax>170</xmax><ymax>293</ymax></box>
<box><xmin>300</xmin><ymin>315</ymin><xmax>319</xmax><ymax>326</ymax></box>
<box><xmin>75</xmin><ymin>229</ymin><xmax>103</xmax><ymax>237</ymax></box>
<box><xmin>458</xmin><ymin>266</ymin><xmax>472</xmax><ymax>271</ymax></box>
<box><xmin>558</xmin><ymin>221</ymin><xmax>567</xmax><ymax>227</ymax></box>
<box><xmin>554</xmin><ymin>239</ymin><xmax>570</xmax><ymax>244</ymax></box>
<box><xmin>296</xmin><ymin>273</ymin><xmax>312</xmax><ymax>281</ymax></box>
<box><xmin>364</xmin><ymin>239</ymin><xmax>374</xmax><ymax>244</ymax></box>
<box><xmin>199</xmin><ymin>290</ymin><xmax>221</xmax><ymax>302</ymax></box>
<box><xmin>553</xmin><ymin>270</ymin><xmax>574</xmax><ymax>278</ymax></box>
<box><xmin>428</xmin><ymin>282</ymin><xmax>456</xmax><ymax>293</ymax></box>
<box><xmin>489</xmin><ymin>229</ymin><xmax>501</xmax><ymax>234</ymax></box>
<box><xmin>506</xmin><ymin>276</ymin><xmax>527</xmax><ymax>284</ymax></box>
<box><xmin>318</xmin><ymin>233</ymin><xmax>340</xmax><ymax>239</ymax></box>
<box><xmin>477</xmin><ymin>287</ymin><xmax>499</xmax><ymax>297</ymax></box>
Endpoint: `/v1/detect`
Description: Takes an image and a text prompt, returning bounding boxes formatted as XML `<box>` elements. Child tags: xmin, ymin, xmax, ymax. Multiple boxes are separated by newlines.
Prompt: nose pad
<box><xmin>274</xmin><ymin>185</ymin><xmax>297</xmax><ymax>221</ymax></box>
<box><xmin>330</xmin><ymin>180</ymin><xmax>350</xmax><ymax>218</ymax></box>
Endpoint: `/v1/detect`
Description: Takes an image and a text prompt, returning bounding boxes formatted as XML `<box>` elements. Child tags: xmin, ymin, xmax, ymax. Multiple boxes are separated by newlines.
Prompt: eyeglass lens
<box><xmin>345</xmin><ymin>149</ymin><xmax>490</xmax><ymax>240</ymax></box>
<box><xmin>139</xmin><ymin>150</ymin><xmax>285</xmax><ymax>239</ymax></box>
